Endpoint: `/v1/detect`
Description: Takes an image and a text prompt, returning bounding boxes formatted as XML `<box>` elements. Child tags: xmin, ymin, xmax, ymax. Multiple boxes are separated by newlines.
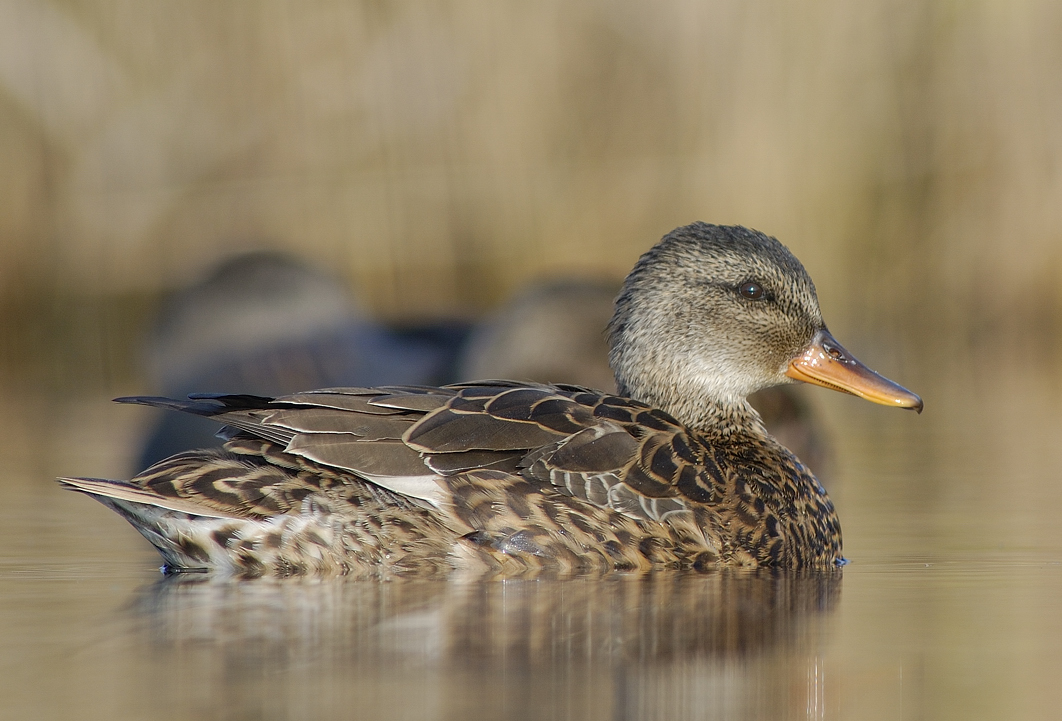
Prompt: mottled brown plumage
<box><xmin>61</xmin><ymin>223</ymin><xmax>921</xmax><ymax>576</ymax></box>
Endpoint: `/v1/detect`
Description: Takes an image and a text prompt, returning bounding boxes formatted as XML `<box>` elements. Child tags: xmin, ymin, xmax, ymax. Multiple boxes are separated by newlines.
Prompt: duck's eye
<box><xmin>738</xmin><ymin>281</ymin><xmax>765</xmax><ymax>299</ymax></box>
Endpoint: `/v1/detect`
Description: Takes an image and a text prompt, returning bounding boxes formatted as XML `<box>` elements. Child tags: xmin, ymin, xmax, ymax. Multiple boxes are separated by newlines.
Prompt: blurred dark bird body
<box><xmin>137</xmin><ymin>252</ymin><xmax>469</xmax><ymax>467</ymax></box>
<box><xmin>62</xmin><ymin>224</ymin><xmax>921</xmax><ymax>575</ymax></box>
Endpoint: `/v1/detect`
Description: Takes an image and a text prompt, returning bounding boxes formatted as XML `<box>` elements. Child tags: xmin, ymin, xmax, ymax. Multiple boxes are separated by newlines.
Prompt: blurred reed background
<box><xmin>0</xmin><ymin>0</ymin><xmax>1053</xmax><ymax>495</ymax></box>
<box><xmin>0</xmin><ymin>0</ymin><xmax>1059</xmax><ymax>399</ymax></box>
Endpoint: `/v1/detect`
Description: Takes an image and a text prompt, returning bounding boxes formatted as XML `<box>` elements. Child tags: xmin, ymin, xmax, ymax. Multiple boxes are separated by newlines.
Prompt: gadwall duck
<box><xmin>61</xmin><ymin>223</ymin><xmax>921</xmax><ymax>575</ymax></box>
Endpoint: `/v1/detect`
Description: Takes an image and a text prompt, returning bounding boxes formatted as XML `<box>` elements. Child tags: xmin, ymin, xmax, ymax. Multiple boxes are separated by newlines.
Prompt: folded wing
<box><xmin>117</xmin><ymin>381</ymin><xmax>724</xmax><ymax>524</ymax></box>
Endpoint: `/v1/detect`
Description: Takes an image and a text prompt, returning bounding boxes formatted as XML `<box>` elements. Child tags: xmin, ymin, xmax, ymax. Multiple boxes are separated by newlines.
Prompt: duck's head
<box><xmin>608</xmin><ymin>223</ymin><xmax>922</xmax><ymax>431</ymax></box>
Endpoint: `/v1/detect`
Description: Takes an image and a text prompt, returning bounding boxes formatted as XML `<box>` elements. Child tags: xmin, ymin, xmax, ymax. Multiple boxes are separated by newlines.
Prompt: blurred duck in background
<box><xmin>140</xmin><ymin>256</ymin><xmax>830</xmax><ymax>476</ymax></box>
<box><xmin>138</xmin><ymin>252</ymin><xmax>470</xmax><ymax>468</ymax></box>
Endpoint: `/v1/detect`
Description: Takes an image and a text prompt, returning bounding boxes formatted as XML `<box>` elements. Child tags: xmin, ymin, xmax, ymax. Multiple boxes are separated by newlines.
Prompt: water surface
<box><xmin>1</xmin><ymin>357</ymin><xmax>1060</xmax><ymax>720</ymax></box>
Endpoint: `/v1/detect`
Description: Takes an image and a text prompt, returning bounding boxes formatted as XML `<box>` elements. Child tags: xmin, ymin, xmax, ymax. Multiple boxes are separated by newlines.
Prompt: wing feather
<box><xmin>277</xmin><ymin>392</ymin><xmax>406</xmax><ymax>414</ymax></box>
<box><xmin>263</xmin><ymin>408</ymin><xmax>415</xmax><ymax>439</ymax></box>
<box><xmin>112</xmin><ymin>382</ymin><xmax>718</xmax><ymax>525</ymax></box>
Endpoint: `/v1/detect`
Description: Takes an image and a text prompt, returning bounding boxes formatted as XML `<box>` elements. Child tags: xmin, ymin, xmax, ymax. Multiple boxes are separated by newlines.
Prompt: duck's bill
<box><xmin>785</xmin><ymin>329</ymin><xmax>923</xmax><ymax>413</ymax></box>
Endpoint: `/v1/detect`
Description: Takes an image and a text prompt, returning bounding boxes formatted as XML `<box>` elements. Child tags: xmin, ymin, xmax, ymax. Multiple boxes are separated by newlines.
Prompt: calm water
<box><xmin>1</xmin><ymin>354</ymin><xmax>1061</xmax><ymax>720</ymax></box>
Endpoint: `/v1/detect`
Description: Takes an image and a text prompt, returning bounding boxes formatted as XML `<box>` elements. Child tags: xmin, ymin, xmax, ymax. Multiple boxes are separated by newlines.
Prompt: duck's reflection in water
<box><xmin>132</xmin><ymin>570</ymin><xmax>840</xmax><ymax>721</ymax></box>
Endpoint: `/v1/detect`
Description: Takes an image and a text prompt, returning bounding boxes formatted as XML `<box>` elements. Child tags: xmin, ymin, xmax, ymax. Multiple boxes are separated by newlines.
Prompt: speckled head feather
<box><xmin>609</xmin><ymin>223</ymin><xmax>825</xmax><ymax>432</ymax></box>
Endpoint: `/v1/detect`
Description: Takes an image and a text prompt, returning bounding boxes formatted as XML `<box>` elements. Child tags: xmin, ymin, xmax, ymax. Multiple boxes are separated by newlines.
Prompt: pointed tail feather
<box><xmin>58</xmin><ymin>477</ymin><xmax>241</xmax><ymax>519</ymax></box>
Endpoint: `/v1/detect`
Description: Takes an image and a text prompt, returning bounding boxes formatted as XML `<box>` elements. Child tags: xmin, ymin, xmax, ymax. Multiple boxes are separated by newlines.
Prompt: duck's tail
<box><xmin>59</xmin><ymin>476</ymin><xmax>283</xmax><ymax>573</ymax></box>
<box><xmin>58</xmin><ymin>476</ymin><xmax>347</xmax><ymax>576</ymax></box>
<box><xmin>58</xmin><ymin>477</ymin><xmax>240</xmax><ymax>519</ymax></box>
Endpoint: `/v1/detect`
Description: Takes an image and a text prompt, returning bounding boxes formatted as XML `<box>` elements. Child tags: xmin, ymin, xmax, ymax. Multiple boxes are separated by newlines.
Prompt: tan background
<box><xmin>1</xmin><ymin>0</ymin><xmax>1060</xmax><ymax>393</ymax></box>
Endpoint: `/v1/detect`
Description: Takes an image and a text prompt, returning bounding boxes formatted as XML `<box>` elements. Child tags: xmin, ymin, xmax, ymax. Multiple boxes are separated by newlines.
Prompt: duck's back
<box><xmin>63</xmin><ymin>382</ymin><xmax>841</xmax><ymax>575</ymax></box>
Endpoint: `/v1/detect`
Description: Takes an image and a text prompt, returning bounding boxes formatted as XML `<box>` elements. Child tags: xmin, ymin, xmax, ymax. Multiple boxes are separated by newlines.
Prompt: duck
<box><xmin>60</xmin><ymin>223</ymin><xmax>922</xmax><ymax>576</ymax></box>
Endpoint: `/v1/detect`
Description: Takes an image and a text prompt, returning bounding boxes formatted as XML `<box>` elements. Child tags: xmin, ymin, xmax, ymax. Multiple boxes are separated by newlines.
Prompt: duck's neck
<box><xmin>695</xmin><ymin>399</ymin><xmax>771</xmax><ymax>440</ymax></box>
<box><xmin>617</xmin><ymin>380</ymin><xmax>770</xmax><ymax>440</ymax></box>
